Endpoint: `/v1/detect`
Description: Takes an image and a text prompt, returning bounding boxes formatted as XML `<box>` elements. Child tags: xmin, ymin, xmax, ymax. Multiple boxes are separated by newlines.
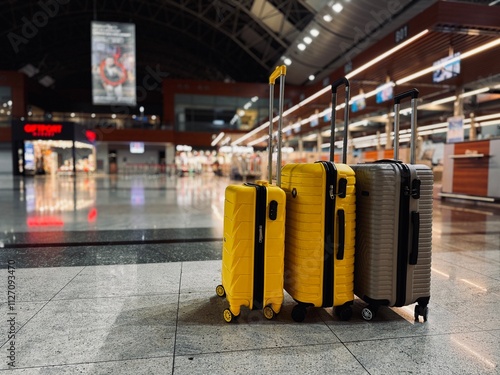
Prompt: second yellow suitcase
<box><xmin>281</xmin><ymin>78</ymin><xmax>356</xmax><ymax>322</ymax></box>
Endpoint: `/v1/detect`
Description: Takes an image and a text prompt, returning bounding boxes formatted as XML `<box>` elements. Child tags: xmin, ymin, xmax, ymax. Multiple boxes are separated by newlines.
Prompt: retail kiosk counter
<box><xmin>441</xmin><ymin>138</ymin><xmax>500</xmax><ymax>202</ymax></box>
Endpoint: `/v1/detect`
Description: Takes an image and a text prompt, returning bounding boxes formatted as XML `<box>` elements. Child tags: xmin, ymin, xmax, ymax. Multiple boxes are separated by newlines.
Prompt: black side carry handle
<box><xmin>409</xmin><ymin>211</ymin><xmax>420</xmax><ymax>265</ymax></box>
<box><xmin>336</xmin><ymin>209</ymin><xmax>345</xmax><ymax>260</ymax></box>
<box><xmin>394</xmin><ymin>88</ymin><xmax>419</xmax><ymax>104</ymax></box>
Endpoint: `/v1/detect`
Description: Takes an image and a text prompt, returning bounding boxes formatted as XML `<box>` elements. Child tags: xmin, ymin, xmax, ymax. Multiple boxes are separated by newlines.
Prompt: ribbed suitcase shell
<box><xmin>221</xmin><ymin>182</ymin><xmax>286</xmax><ymax>318</ymax></box>
<box><xmin>351</xmin><ymin>162</ymin><xmax>432</xmax><ymax>310</ymax></box>
<box><xmin>281</xmin><ymin>162</ymin><xmax>356</xmax><ymax>317</ymax></box>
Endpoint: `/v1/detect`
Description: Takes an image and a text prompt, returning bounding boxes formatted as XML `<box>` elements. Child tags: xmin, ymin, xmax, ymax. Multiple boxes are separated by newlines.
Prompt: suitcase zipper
<box><xmin>245</xmin><ymin>183</ymin><xmax>267</xmax><ymax>310</ymax></box>
<box><xmin>395</xmin><ymin>163</ymin><xmax>411</xmax><ymax>307</ymax></box>
<box><xmin>320</xmin><ymin>161</ymin><xmax>337</xmax><ymax>308</ymax></box>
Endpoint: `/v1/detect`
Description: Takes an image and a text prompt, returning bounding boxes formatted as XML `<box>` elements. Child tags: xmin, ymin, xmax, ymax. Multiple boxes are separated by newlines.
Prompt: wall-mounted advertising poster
<box><xmin>447</xmin><ymin>116</ymin><xmax>464</xmax><ymax>143</ymax></box>
<box><xmin>91</xmin><ymin>21</ymin><xmax>136</xmax><ymax>105</ymax></box>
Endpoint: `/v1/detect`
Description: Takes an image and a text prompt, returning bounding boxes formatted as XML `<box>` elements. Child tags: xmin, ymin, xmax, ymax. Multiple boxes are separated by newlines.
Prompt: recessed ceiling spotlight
<box><xmin>309</xmin><ymin>75</ymin><xmax>315</xmax><ymax>81</ymax></box>
<box><xmin>298</xmin><ymin>43</ymin><xmax>306</xmax><ymax>51</ymax></box>
<box><xmin>332</xmin><ymin>3</ymin><xmax>343</xmax><ymax>13</ymax></box>
<box><xmin>284</xmin><ymin>58</ymin><xmax>292</xmax><ymax>65</ymax></box>
<box><xmin>323</xmin><ymin>14</ymin><xmax>333</xmax><ymax>22</ymax></box>
<box><xmin>310</xmin><ymin>29</ymin><xmax>320</xmax><ymax>37</ymax></box>
<box><xmin>303</xmin><ymin>36</ymin><xmax>313</xmax><ymax>44</ymax></box>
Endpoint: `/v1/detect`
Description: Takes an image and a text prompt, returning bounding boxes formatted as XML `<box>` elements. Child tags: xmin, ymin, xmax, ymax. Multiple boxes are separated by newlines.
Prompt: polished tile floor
<box><xmin>0</xmin><ymin>173</ymin><xmax>499</xmax><ymax>374</ymax></box>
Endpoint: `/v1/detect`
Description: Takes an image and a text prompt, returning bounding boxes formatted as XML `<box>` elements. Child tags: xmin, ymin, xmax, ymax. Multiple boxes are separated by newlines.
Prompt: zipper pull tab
<box><xmin>329</xmin><ymin>185</ymin><xmax>335</xmax><ymax>200</ymax></box>
<box><xmin>258</xmin><ymin>225</ymin><xmax>263</xmax><ymax>243</ymax></box>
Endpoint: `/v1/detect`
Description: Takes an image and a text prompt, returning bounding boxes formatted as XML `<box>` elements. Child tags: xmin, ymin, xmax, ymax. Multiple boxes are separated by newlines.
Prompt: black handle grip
<box><xmin>336</xmin><ymin>209</ymin><xmax>345</xmax><ymax>260</ymax></box>
<box><xmin>331</xmin><ymin>77</ymin><xmax>350</xmax><ymax>93</ymax></box>
<box><xmin>409</xmin><ymin>211</ymin><xmax>420</xmax><ymax>265</ymax></box>
<box><xmin>394</xmin><ymin>88</ymin><xmax>419</xmax><ymax>104</ymax></box>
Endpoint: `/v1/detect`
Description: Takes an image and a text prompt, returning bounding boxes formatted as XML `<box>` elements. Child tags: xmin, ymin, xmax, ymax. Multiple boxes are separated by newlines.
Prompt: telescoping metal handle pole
<box><xmin>331</xmin><ymin>77</ymin><xmax>350</xmax><ymax>163</ymax></box>
<box><xmin>393</xmin><ymin>88</ymin><xmax>419</xmax><ymax>164</ymax></box>
<box><xmin>268</xmin><ymin>65</ymin><xmax>286</xmax><ymax>186</ymax></box>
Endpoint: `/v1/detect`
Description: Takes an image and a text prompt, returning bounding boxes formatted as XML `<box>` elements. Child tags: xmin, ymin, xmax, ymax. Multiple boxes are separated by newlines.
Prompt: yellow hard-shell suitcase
<box><xmin>281</xmin><ymin>78</ymin><xmax>356</xmax><ymax>322</ymax></box>
<box><xmin>216</xmin><ymin>66</ymin><xmax>287</xmax><ymax>322</ymax></box>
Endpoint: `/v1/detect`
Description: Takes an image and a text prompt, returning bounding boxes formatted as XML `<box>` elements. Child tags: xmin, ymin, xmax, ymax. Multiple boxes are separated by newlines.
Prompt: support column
<box><xmin>316</xmin><ymin>130</ymin><xmax>323</xmax><ymax>161</ymax></box>
<box><xmin>346</xmin><ymin>123</ymin><xmax>353</xmax><ymax>164</ymax></box>
<box><xmin>454</xmin><ymin>86</ymin><xmax>464</xmax><ymax>117</ymax></box>
<box><xmin>385</xmin><ymin>116</ymin><xmax>393</xmax><ymax>150</ymax></box>
<box><xmin>469</xmin><ymin>113</ymin><xmax>477</xmax><ymax>141</ymax></box>
<box><xmin>298</xmin><ymin>136</ymin><xmax>304</xmax><ymax>162</ymax></box>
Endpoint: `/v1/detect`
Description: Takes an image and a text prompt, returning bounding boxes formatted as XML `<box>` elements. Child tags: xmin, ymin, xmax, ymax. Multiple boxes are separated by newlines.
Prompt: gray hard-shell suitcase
<box><xmin>351</xmin><ymin>89</ymin><xmax>432</xmax><ymax>322</ymax></box>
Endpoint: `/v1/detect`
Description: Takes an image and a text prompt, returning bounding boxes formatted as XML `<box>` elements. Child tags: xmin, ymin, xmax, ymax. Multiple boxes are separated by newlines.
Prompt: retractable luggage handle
<box><xmin>394</xmin><ymin>88</ymin><xmax>421</xmax><ymax>265</ymax></box>
<box><xmin>330</xmin><ymin>77</ymin><xmax>350</xmax><ymax>164</ymax></box>
<box><xmin>268</xmin><ymin>65</ymin><xmax>286</xmax><ymax>187</ymax></box>
<box><xmin>393</xmin><ymin>88</ymin><xmax>419</xmax><ymax>164</ymax></box>
<box><xmin>331</xmin><ymin>77</ymin><xmax>350</xmax><ymax>261</ymax></box>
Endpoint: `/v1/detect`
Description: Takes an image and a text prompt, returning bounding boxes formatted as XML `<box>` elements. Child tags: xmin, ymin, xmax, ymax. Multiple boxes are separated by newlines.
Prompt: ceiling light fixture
<box><xmin>332</xmin><ymin>3</ymin><xmax>343</xmax><ymax>13</ymax></box>
<box><xmin>347</xmin><ymin>29</ymin><xmax>429</xmax><ymax>79</ymax></box>
<box><xmin>298</xmin><ymin>43</ymin><xmax>306</xmax><ymax>51</ymax></box>
<box><xmin>423</xmin><ymin>96</ymin><xmax>457</xmax><ymax>107</ymax></box>
<box><xmin>211</xmin><ymin>132</ymin><xmax>226</xmax><ymax>147</ymax></box>
<box><xmin>248</xmin><ymin>135</ymin><xmax>269</xmax><ymax>147</ymax></box>
<box><xmin>310</xmin><ymin>29</ymin><xmax>320</xmax><ymax>37</ymax></box>
<box><xmin>323</xmin><ymin>14</ymin><xmax>333</xmax><ymax>22</ymax></box>
<box><xmin>303</xmin><ymin>36</ymin><xmax>313</xmax><ymax>44</ymax></box>
<box><xmin>460</xmin><ymin>87</ymin><xmax>490</xmax><ymax>98</ymax></box>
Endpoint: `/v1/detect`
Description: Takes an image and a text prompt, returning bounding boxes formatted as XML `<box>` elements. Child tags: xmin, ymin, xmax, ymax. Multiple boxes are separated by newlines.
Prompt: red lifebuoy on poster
<box><xmin>99</xmin><ymin>48</ymin><xmax>127</xmax><ymax>87</ymax></box>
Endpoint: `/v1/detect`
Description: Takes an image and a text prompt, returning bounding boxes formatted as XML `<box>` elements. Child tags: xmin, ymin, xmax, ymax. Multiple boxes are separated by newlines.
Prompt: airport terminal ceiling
<box><xmin>0</xmin><ymin>1</ymin><xmax>495</xmax><ymax>90</ymax></box>
<box><xmin>1</xmin><ymin>0</ymin><xmax>500</xmax><ymax>146</ymax></box>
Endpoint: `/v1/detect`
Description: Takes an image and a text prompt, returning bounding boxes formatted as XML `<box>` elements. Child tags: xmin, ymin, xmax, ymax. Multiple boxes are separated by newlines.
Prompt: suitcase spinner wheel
<box><xmin>361</xmin><ymin>305</ymin><xmax>378</xmax><ymax>321</ymax></box>
<box><xmin>223</xmin><ymin>308</ymin><xmax>239</xmax><ymax>323</ymax></box>
<box><xmin>215</xmin><ymin>284</ymin><xmax>226</xmax><ymax>298</ymax></box>
<box><xmin>291</xmin><ymin>303</ymin><xmax>309</xmax><ymax>322</ymax></box>
<box><xmin>414</xmin><ymin>304</ymin><xmax>429</xmax><ymax>322</ymax></box>
<box><xmin>334</xmin><ymin>304</ymin><xmax>353</xmax><ymax>321</ymax></box>
<box><xmin>263</xmin><ymin>305</ymin><xmax>276</xmax><ymax>320</ymax></box>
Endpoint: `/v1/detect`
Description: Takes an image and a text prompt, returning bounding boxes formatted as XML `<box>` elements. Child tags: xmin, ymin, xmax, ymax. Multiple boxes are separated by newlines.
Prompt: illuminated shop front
<box><xmin>11</xmin><ymin>121</ymin><xmax>96</xmax><ymax>176</ymax></box>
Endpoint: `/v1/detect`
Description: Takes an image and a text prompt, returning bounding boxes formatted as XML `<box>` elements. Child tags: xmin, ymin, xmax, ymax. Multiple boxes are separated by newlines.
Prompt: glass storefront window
<box><xmin>0</xmin><ymin>86</ymin><xmax>12</xmax><ymax>127</ymax></box>
<box><xmin>174</xmin><ymin>94</ymin><xmax>271</xmax><ymax>132</ymax></box>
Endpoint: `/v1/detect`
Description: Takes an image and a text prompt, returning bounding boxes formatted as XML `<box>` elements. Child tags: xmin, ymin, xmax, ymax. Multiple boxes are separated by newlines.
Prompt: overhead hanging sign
<box><xmin>433</xmin><ymin>53</ymin><xmax>461</xmax><ymax>83</ymax></box>
<box><xmin>91</xmin><ymin>21</ymin><xmax>136</xmax><ymax>106</ymax></box>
